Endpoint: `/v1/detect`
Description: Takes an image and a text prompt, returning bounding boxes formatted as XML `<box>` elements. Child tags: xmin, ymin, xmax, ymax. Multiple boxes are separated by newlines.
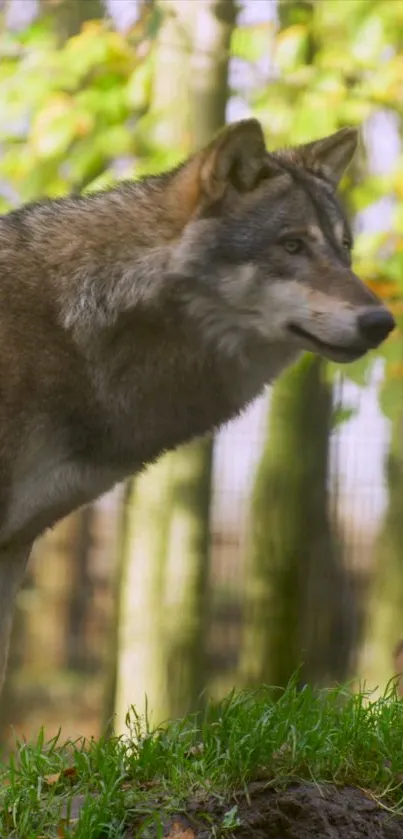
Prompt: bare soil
<box><xmin>139</xmin><ymin>781</ymin><xmax>403</xmax><ymax>838</ymax></box>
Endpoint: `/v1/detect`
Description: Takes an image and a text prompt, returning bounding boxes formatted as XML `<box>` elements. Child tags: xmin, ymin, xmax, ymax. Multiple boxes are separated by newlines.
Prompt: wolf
<box><xmin>0</xmin><ymin>118</ymin><xmax>394</xmax><ymax>692</ymax></box>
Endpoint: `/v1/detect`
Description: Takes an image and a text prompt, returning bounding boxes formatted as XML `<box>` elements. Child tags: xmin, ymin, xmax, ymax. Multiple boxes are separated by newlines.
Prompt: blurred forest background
<box><xmin>0</xmin><ymin>0</ymin><xmax>402</xmax><ymax>751</ymax></box>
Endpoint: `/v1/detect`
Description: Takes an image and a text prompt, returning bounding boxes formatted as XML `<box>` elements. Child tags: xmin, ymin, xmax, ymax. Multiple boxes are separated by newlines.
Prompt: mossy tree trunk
<box><xmin>360</xmin><ymin>409</ymin><xmax>403</xmax><ymax>693</ymax></box>
<box><xmin>241</xmin><ymin>356</ymin><xmax>355</xmax><ymax>688</ymax></box>
<box><xmin>114</xmin><ymin>0</ymin><xmax>237</xmax><ymax>733</ymax></box>
<box><xmin>239</xmin><ymin>0</ymin><xmax>356</xmax><ymax>692</ymax></box>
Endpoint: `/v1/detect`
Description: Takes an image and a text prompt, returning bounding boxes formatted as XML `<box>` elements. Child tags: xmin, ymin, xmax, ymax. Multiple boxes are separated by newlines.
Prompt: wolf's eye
<box><xmin>283</xmin><ymin>238</ymin><xmax>304</xmax><ymax>254</ymax></box>
<box><xmin>342</xmin><ymin>236</ymin><xmax>352</xmax><ymax>251</ymax></box>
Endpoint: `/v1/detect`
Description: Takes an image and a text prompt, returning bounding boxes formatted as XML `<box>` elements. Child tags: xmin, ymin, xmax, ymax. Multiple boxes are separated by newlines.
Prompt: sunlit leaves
<box><xmin>350</xmin><ymin>13</ymin><xmax>386</xmax><ymax>67</ymax></box>
<box><xmin>63</xmin><ymin>20</ymin><xmax>134</xmax><ymax>79</ymax></box>
<box><xmin>126</xmin><ymin>55</ymin><xmax>154</xmax><ymax>111</ymax></box>
<box><xmin>0</xmin><ymin>15</ymin><xmax>155</xmax><ymax>201</ymax></box>
<box><xmin>231</xmin><ymin>22</ymin><xmax>274</xmax><ymax>63</ymax></box>
<box><xmin>253</xmin><ymin>93</ymin><xmax>293</xmax><ymax>141</ymax></box>
<box><xmin>379</xmin><ymin>376</ymin><xmax>403</xmax><ymax>425</ymax></box>
<box><xmin>350</xmin><ymin>175</ymin><xmax>392</xmax><ymax>213</ymax></box>
<box><xmin>291</xmin><ymin>91</ymin><xmax>338</xmax><ymax>143</ymax></box>
<box><xmin>273</xmin><ymin>24</ymin><xmax>309</xmax><ymax>73</ymax></box>
<box><xmin>31</xmin><ymin>93</ymin><xmax>94</xmax><ymax>158</ymax></box>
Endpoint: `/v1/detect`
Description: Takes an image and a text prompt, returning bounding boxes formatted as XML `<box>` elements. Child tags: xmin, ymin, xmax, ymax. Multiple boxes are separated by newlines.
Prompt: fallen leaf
<box><xmin>164</xmin><ymin>819</ymin><xmax>195</xmax><ymax>838</ymax></box>
<box><xmin>57</xmin><ymin>820</ymin><xmax>69</xmax><ymax>838</ymax></box>
<box><xmin>44</xmin><ymin>766</ymin><xmax>78</xmax><ymax>787</ymax></box>
<box><xmin>44</xmin><ymin>772</ymin><xmax>61</xmax><ymax>786</ymax></box>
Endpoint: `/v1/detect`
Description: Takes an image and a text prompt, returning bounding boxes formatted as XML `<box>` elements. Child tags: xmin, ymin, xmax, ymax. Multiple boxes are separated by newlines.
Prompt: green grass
<box><xmin>1</xmin><ymin>678</ymin><xmax>403</xmax><ymax>837</ymax></box>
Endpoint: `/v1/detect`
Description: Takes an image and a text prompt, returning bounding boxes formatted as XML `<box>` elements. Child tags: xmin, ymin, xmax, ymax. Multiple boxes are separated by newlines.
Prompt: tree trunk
<box><xmin>240</xmin><ymin>355</ymin><xmax>355</xmax><ymax>688</ymax></box>
<box><xmin>239</xmin><ymin>0</ymin><xmax>356</xmax><ymax>693</ymax></box>
<box><xmin>114</xmin><ymin>0</ymin><xmax>236</xmax><ymax>733</ymax></box>
<box><xmin>40</xmin><ymin>0</ymin><xmax>103</xmax><ymax>39</ymax></box>
<box><xmin>359</xmin><ymin>409</ymin><xmax>403</xmax><ymax>693</ymax></box>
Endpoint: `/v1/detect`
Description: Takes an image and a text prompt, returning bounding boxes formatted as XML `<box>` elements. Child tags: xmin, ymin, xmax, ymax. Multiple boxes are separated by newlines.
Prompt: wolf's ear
<box><xmin>298</xmin><ymin>128</ymin><xmax>358</xmax><ymax>187</ymax></box>
<box><xmin>199</xmin><ymin>119</ymin><xmax>275</xmax><ymax>201</ymax></box>
<box><xmin>167</xmin><ymin>120</ymin><xmax>280</xmax><ymax>230</ymax></box>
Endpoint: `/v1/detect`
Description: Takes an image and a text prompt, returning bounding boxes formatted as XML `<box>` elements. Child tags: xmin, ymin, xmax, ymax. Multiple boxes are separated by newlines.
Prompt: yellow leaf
<box><xmin>366</xmin><ymin>279</ymin><xmax>398</xmax><ymax>300</ymax></box>
<box><xmin>57</xmin><ymin>820</ymin><xmax>69</xmax><ymax>839</ymax></box>
<box><xmin>387</xmin><ymin>362</ymin><xmax>403</xmax><ymax>379</ymax></box>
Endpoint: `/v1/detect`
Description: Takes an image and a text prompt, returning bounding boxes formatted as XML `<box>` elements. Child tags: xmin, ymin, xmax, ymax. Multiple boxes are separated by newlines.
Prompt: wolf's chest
<box><xmin>1</xmin><ymin>437</ymin><xmax>124</xmax><ymax>548</ymax></box>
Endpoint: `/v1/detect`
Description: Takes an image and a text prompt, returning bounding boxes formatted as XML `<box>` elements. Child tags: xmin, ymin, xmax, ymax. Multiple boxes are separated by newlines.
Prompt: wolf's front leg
<box><xmin>0</xmin><ymin>544</ymin><xmax>30</xmax><ymax>693</ymax></box>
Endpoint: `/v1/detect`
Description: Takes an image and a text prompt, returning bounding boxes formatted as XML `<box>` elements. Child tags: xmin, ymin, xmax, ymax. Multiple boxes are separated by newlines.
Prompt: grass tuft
<box><xmin>1</xmin><ymin>678</ymin><xmax>403</xmax><ymax>836</ymax></box>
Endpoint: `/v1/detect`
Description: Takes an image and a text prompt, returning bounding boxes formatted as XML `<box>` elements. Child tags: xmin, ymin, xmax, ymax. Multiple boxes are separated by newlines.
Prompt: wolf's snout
<box><xmin>357</xmin><ymin>308</ymin><xmax>395</xmax><ymax>347</ymax></box>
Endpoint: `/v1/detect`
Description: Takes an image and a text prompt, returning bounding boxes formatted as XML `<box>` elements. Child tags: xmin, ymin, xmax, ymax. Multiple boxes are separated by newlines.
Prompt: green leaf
<box><xmin>331</xmin><ymin>406</ymin><xmax>357</xmax><ymax>430</ymax></box>
<box><xmin>350</xmin><ymin>175</ymin><xmax>391</xmax><ymax>213</ymax></box>
<box><xmin>274</xmin><ymin>24</ymin><xmax>310</xmax><ymax>73</ymax></box>
<box><xmin>231</xmin><ymin>23</ymin><xmax>274</xmax><ymax>63</ymax></box>
<box><xmin>126</xmin><ymin>58</ymin><xmax>153</xmax><ymax>111</ymax></box>
<box><xmin>291</xmin><ymin>94</ymin><xmax>338</xmax><ymax>143</ymax></box>
<box><xmin>351</xmin><ymin>13</ymin><xmax>385</xmax><ymax>66</ymax></box>
<box><xmin>93</xmin><ymin>125</ymin><xmax>133</xmax><ymax>158</ymax></box>
<box><xmin>379</xmin><ymin>377</ymin><xmax>403</xmax><ymax>424</ymax></box>
<box><xmin>31</xmin><ymin>97</ymin><xmax>81</xmax><ymax>159</ymax></box>
<box><xmin>326</xmin><ymin>354</ymin><xmax>374</xmax><ymax>388</ymax></box>
<box><xmin>253</xmin><ymin>94</ymin><xmax>293</xmax><ymax>142</ymax></box>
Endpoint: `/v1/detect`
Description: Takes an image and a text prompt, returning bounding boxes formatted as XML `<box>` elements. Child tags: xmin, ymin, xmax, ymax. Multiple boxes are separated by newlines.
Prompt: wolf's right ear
<box><xmin>199</xmin><ymin>119</ymin><xmax>274</xmax><ymax>202</ymax></box>
<box><xmin>167</xmin><ymin>120</ymin><xmax>279</xmax><ymax>230</ymax></box>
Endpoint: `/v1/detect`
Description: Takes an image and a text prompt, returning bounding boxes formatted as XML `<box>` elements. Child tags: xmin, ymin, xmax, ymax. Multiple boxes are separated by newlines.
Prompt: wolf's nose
<box><xmin>358</xmin><ymin>308</ymin><xmax>395</xmax><ymax>346</ymax></box>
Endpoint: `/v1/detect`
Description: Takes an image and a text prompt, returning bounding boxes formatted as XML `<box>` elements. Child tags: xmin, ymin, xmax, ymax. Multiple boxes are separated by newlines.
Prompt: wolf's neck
<box><xmin>88</xmin><ymin>306</ymin><xmax>300</xmax><ymax>472</ymax></box>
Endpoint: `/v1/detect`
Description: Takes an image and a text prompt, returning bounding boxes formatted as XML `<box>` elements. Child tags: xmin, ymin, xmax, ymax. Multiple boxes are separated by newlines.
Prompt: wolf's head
<box><xmin>167</xmin><ymin>119</ymin><xmax>395</xmax><ymax>363</ymax></box>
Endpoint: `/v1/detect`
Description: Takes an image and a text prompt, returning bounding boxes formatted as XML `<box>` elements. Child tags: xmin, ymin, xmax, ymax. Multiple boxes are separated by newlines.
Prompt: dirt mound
<box><xmin>228</xmin><ymin>781</ymin><xmax>403</xmax><ymax>839</ymax></box>
<box><xmin>158</xmin><ymin>781</ymin><xmax>403</xmax><ymax>839</ymax></box>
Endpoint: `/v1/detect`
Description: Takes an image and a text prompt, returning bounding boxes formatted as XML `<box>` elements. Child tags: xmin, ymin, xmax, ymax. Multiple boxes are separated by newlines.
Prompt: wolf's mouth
<box><xmin>286</xmin><ymin>323</ymin><xmax>366</xmax><ymax>363</ymax></box>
